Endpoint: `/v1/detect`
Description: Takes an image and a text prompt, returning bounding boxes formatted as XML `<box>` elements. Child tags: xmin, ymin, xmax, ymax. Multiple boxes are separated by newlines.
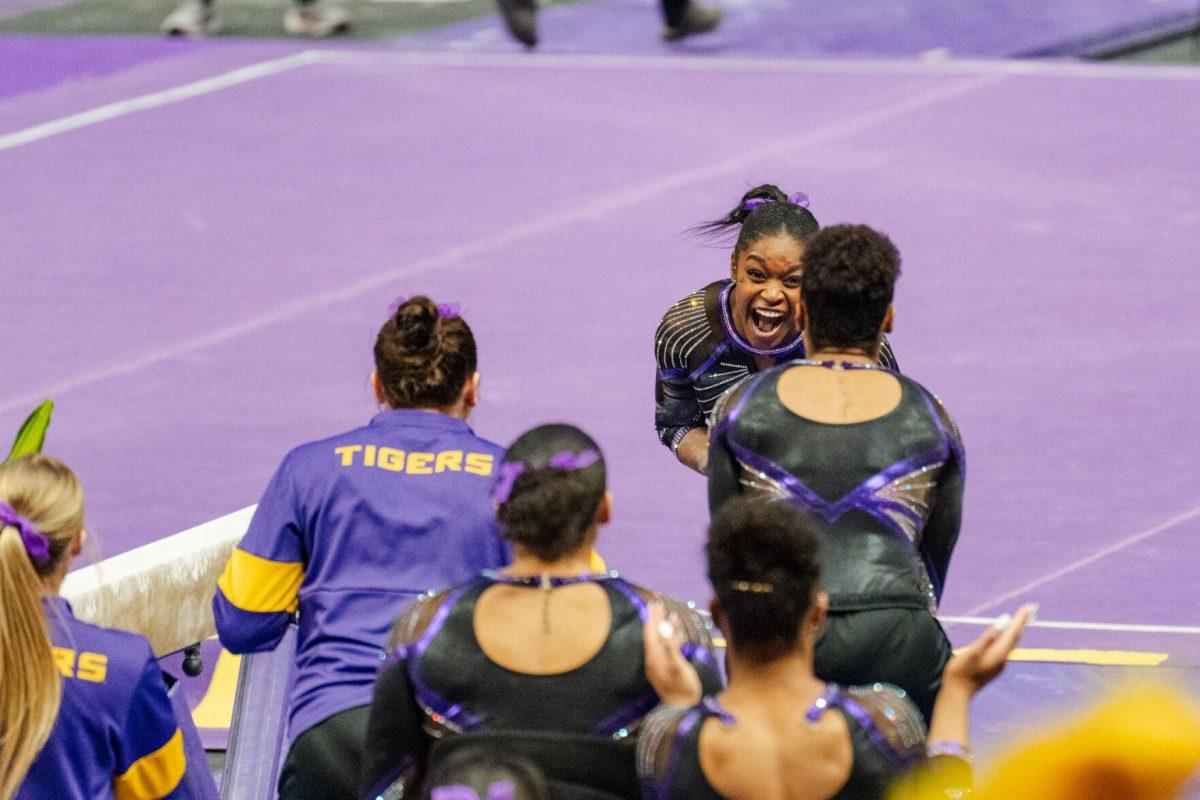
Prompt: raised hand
<box><xmin>643</xmin><ymin>601</ymin><xmax>703</xmax><ymax>707</ymax></box>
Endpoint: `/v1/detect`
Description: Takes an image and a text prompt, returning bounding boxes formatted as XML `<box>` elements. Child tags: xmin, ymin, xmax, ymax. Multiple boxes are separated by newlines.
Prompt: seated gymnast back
<box><xmin>2</xmin><ymin>455</ymin><xmax>187</xmax><ymax>800</ymax></box>
<box><xmin>706</xmin><ymin>225</ymin><xmax>964</xmax><ymax>721</ymax></box>
<box><xmin>212</xmin><ymin>297</ymin><xmax>510</xmax><ymax>800</ymax></box>
<box><xmin>360</xmin><ymin>424</ymin><xmax>722</xmax><ymax>799</ymax></box>
<box><xmin>638</xmin><ymin>498</ymin><xmax>1032</xmax><ymax>800</ymax></box>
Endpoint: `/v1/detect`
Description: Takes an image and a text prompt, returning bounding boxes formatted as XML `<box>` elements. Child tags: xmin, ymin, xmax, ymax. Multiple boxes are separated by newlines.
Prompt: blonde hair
<box><xmin>0</xmin><ymin>454</ymin><xmax>84</xmax><ymax>800</ymax></box>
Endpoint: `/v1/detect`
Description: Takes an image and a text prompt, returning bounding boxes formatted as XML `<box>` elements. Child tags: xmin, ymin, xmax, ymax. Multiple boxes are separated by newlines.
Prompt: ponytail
<box><xmin>695</xmin><ymin>183</ymin><xmax>821</xmax><ymax>255</ymax></box>
<box><xmin>0</xmin><ymin>529</ymin><xmax>61</xmax><ymax>800</ymax></box>
<box><xmin>0</xmin><ymin>455</ymin><xmax>84</xmax><ymax>799</ymax></box>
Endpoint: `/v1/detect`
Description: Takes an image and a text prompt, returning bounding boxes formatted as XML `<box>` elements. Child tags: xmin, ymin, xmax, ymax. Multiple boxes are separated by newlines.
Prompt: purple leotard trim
<box><xmin>609</xmin><ymin>577</ymin><xmax>650</xmax><ymax>621</ymax></box>
<box><xmin>835</xmin><ymin>693</ymin><xmax>912</xmax><ymax>770</ymax></box>
<box><xmin>597</xmin><ymin>687</ymin><xmax>661</xmax><ymax>737</ymax></box>
<box><xmin>722</xmin><ymin>434</ymin><xmax>948</xmax><ymax>530</ymax></box>
<box><xmin>717</xmin><ymin>283</ymin><xmax>806</xmax><ymax>359</ymax></box>
<box><xmin>806</xmin><ymin>686</ymin><xmax>912</xmax><ymax>770</ymax></box>
<box><xmin>687</xmin><ymin>340</ymin><xmax>733</xmax><ymax>383</ymax></box>
<box><xmin>804</xmin><ymin>684</ymin><xmax>842</xmax><ymax>724</ymax></box>
<box><xmin>406</xmin><ymin>581</ymin><xmax>484</xmax><ymax>731</ymax></box>
<box><xmin>701</xmin><ymin>696</ymin><xmax>738</xmax><ymax>725</ymax></box>
<box><xmin>657</xmin><ymin>708</ymin><xmax>704</xmax><ymax>800</ymax></box>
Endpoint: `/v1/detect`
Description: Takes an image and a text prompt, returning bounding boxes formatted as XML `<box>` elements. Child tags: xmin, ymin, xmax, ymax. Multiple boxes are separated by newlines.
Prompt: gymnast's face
<box><xmin>729</xmin><ymin>233</ymin><xmax>804</xmax><ymax>350</ymax></box>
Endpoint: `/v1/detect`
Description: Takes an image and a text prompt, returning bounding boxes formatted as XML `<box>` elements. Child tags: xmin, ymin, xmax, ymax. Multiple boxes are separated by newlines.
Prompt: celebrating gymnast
<box><xmin>360</xmin><ymin>424</ymin><xmax>721</xmax><ymax>799</ymax></box>
<box><xmin>2</xmin><ymin>455</ymin><xmax>188</xmax><ymax>800</ymax></box>
<box><xmin>706</xmin><ymin>225</ymin><xmax>962</xmax><ymax>721</ymax></box>
<box><xmin>638</xmin><ymin>497</ymin><xmax>1031</xmax><ymax>800</ymax></box>
<box><xmin>654</xmin><ymin>185</ymin><xmax>898</xmax><ymax>474</ymax></box>
<box><xmin>213</xmin><ymin>296</ymin><xmax>508</xmax><ymax>800</ymax></box>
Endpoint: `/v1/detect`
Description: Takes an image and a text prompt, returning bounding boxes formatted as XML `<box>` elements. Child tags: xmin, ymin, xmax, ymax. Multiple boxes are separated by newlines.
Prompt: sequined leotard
<box><xmin>654</xmin><ymin>280</ymin><xmax>898</xmax><ymax>451</ymax></box>
<box><xmin>360</xmin><ymin>572</ymin><xmax>722</xmax><ymax>799</ymax></box>
<box><xmin>638</xmin><ymin>684</ymin><xmax>927</xmax><ymax>800</ymax></box>
<box><xmin>707</xmin><ymin>362</ymin><xmax>963</xmax><ymax>720</ymax></box>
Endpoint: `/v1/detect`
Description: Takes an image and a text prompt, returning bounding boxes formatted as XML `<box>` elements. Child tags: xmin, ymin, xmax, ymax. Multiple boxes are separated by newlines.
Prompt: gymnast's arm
<box><xmin>706</xmin><ymin>429</ymin><xmax>741</xmax><ymax>517</ymax></box>
<box><xmin>655</xmin><ymin>302</ymin><xmax>709</xmax><ymax>474</ymax></box>
<box><xmin>359</xmin><ymin>654</ymin><xmax>430</xmax><ymax>800</ymax></box>
<box><xmin>920</xmin><ymin>403</ymin><xmax>965</xmax><ymax>603</ymax></box>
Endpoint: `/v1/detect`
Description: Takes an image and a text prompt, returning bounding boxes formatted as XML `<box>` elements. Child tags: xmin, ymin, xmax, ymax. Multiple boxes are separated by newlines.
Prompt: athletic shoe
<box><xmin>283</xmin><ymin>4</ymin><xmax>350</xmax><ymax>36</ymax></box>
<box><xmin>161</xmin><ymin>0</ymin><xmax>221</xmax><ymax>36</ymax></box>
<box><xmin>662</xmin><ymin>3</ymin><xmax>721</xmax><ymax>41</ymax></box>
<box><xmin>495</xmin><ymin>0</ymin><xmax>537</xmax><ymax>47</ymax></box>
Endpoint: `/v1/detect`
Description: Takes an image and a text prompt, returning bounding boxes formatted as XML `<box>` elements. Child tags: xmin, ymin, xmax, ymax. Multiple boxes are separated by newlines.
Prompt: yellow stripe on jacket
<box><xmin>217</xmin><ymin>548</ymin><xmax>304</xmax><ymax>613</ymax></box>
<box><xmin>113</xmin><ymin>728</ymin><xmax>185</xmax><ymax>800</ymax></box>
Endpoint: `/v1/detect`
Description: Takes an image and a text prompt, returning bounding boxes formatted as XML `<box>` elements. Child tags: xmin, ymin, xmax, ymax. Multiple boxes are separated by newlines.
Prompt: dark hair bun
<box><xmin>393</xmin><ymin>297</ymin><xmax>440</xmax><ymax>351</ymax></box>
<box><xmin>374</xmin><ymin>295</ymin><xmax>477</xmax><ymax>410</ymax></box>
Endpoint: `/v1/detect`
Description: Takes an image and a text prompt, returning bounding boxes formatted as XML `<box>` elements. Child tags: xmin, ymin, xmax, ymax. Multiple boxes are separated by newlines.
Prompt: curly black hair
<box><xmin>697</xmin><ymin>184</ymin><xmax>820</xmax><ymax>256</ymax></box>
<box><xmin>800</xmin><ymin>224</ymin><xmax>900</xmax><ymax>355</ymax></box>
<box><xmin>707</xmin><ymin>497</ymin><xmax>821</xmax><ymax>662</ymax></box>
<box><xmin>374</xmin><ymin>296</ymin><xmax>477</xmax><ymax>410</ymax></box>
<box><xmin>496</xmin><ymin>424</ymin><xmax>606</xmax><ymax>563</ymax></box>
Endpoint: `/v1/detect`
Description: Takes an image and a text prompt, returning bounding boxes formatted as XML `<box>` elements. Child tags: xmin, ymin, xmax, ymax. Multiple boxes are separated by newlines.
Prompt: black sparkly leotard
<box><xmin>638</xmin><ymin>684</ymin><xmax>927</xmax><ymax>800</ymax></box>
<box><xmin>707</xmin><ymin>362</ymin><xmax>964</xmax><ymax>720</ymax></box>
<box><xmin>359</xmin><ymin>572</ymin><xmax>722</xmax><ymax>799</ymax></box>
<box><xmin>655</xmin><ymin>280</ymin><xmax>898</xmax><ymax>451</ymax></box>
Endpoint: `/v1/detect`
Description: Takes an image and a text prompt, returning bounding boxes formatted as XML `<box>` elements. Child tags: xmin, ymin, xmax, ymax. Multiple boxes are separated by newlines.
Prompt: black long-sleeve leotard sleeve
<box><xmin>359</xmin><ymin>652</ymin><xmax>429</xmax><ymax>799</ymax></box>
<box><xmin>916</xmin><ymin>399</ymin><xmax>964</xmax><ymax>600</ymax></box>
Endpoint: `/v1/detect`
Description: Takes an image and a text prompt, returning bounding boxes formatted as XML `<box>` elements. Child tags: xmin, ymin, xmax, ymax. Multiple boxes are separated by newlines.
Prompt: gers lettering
<box><xmin>334</xmin><ymin>447</ymin><xmax>493</xmax><ymax>477</ymax></box>
<box><xmin>51</xmin><ymin>647</ymin><xmax>108</xmax><ymax>683</ymax></box>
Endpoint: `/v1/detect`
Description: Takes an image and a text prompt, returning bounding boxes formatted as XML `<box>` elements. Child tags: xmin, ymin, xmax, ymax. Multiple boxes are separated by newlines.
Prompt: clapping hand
<box><xmin>643</xmin><ymin>601</ymin><xmax>704</xmax><ymax>707</ymax></box>
<box><xmin>944</xmin><ymin>603</ymin><xmax>1036</xmax><ymax>695</ymax></box>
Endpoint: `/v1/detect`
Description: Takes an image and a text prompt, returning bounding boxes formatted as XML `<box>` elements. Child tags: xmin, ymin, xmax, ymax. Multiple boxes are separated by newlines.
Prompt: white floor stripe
<box><xmin>310</xmin><ymin>48</ymin><xmax>1200</xmax><ymax>81</ymax></box>
<box><xmin>0</xmin><ymin>72</ymin><xmax>997</xmax><ymax>414</ymax></box>
<box><xmin>0</xmin><ymin>51</ymin><xmax>320</xmax><ymax>153</ymax></box>
<box><xmin>963</xmin><ymin>503</ymin><xmax>1200</xmax><ymax>617</ymax></box>
<box><xmin>940</xmin><ymin>616</ymin><xmax>1200</xmax><ymax>635</ymax></box>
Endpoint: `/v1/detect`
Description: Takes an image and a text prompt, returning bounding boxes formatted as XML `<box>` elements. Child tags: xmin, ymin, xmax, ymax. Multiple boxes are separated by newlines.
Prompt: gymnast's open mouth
<box><xmin>750</xmin><ymin>307</ymin><xmax>786</xmax><ymax>338</ymax></box>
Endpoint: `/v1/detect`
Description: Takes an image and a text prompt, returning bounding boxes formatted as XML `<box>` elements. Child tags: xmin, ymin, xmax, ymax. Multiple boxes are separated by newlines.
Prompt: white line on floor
<box><xmin>962</xmin><ymin>502</ymin><xmax>1200</xmax><ymax>617</ymax></box>
<box><xmin>0</xmin><ymin>71</ymin><xmax>998</xmax><ymax>413</ymax></box>
<box><xmin>309</xmin><ymin>47</ymin><xmax>1200</xmax><ymax>81</ymax></box>
<box><xmin>0</xmin><ymin>51</ymin><xmax>320</xmax><ymax>153</ymax></box>
<box><xmin>940</xmin><ymin>616</ymin><xmax>1200</xmax><ymax>635</ymax></box>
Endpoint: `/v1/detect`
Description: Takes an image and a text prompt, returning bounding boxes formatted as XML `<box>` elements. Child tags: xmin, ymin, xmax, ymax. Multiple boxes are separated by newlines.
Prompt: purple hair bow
<box><xmin>491</xmin><ymin>450</ymin><xmax>601</xmax><ymax>504</ymax></box>
<box><xmin>0</xmin><ymin>502</ymin><xmax>50</xmax><ymax>563</ymax></box>
<box><xmin>387</xmin><ymin>297</ymin><xmax>461</xmax><ymax>319</ymax></box>
<box><xmin>742</xmin><ymin>191</ymin><xmax>810</xmax><ymax>212</ymax></box>
<box><xmin>431</xmin><ymin>782</ymin><xmax>515</xmax><ymax>800</ymax></box>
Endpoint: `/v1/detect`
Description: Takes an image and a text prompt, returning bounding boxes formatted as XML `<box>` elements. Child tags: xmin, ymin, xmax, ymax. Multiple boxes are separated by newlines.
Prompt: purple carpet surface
<box><xmin>3</xmin><ymin>43</ymin><xmax>1199</xmax><ymax>755</ymax></box>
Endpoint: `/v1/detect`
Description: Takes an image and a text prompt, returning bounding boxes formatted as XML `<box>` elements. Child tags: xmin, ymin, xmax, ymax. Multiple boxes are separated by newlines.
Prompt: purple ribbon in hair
<box><xmin>491</xmin><ymin>450</ymin><xmax>601</xmax><ymax>504</ymax></box>
<box><xmin>431</xmin><ymin>782</ymin><xmax>515</xmax><ymax>800</ymax></box>
<box><xmin>387</xmin><ymin>297</ymin><xmax>461</xmax><ymax>319</ymax></box>
<box><xmin>0</xmin><ymin>502</ymin><xmax>50</xmax><ymax>563</ymax></box>
<box><xmin>742</xmin><ymin>191</ymin><xmax>810</xmax><ymax>212</ymax></box>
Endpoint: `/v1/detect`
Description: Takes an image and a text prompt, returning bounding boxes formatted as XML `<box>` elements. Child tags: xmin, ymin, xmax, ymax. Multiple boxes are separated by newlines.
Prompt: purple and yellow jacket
<box><xmin>18</xmin><ymin>598</ymin><xmax>186</xmax><ymax>800</ymax></box>
<box><xmin>213</xmin><ymin>409</ymin><xmax>509</xmax><ymax>744</ymax></box>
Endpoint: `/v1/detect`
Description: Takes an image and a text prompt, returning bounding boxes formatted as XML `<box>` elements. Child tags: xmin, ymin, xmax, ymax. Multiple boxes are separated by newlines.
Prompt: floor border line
<box><xmin>0</xmin><ymin>51</ymin><xmax>320</xmax><ymax>153</ymax></box>
<box><xmin>962</xmin><ymin>502</ymin><xmax>1200</xmax><ymax>617</ymax></box>
<box><xmin>940</xmin><ymin>615</ymin><xmax>1200</xmax><ymax>635</ymax></box>
<box><xmin>309</xmin><ymin>48</ymin><xmax>1200</xmax><ymax>81</ymax></box>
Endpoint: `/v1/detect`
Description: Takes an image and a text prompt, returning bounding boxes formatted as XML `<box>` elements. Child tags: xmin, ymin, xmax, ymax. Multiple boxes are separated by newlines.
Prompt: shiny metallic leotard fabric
<box><xmin>707</xmin><ymin>363</ymin><xmax>963</xmax><ymax>720</ymax></box>
<box><xmin>637</xmin><ymin>684</ymin><xmax>928</xmax><ymax>800</ymax></box>
<box><xmin>359</xmin><ymin>573</ymin><xmax>722</xmax><ymax>799</ymax></box>
<box><xmin>654</xmin><ymin>280</ymin><xmax>898</xmax><ymax>450</ymax></box>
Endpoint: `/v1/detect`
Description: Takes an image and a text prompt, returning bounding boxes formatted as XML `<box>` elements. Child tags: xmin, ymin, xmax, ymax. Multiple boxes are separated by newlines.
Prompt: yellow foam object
<box><xmin>976</xmin><ymin>684</ymin><xmax>1200</xmax><ymax>800</ymax></box>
